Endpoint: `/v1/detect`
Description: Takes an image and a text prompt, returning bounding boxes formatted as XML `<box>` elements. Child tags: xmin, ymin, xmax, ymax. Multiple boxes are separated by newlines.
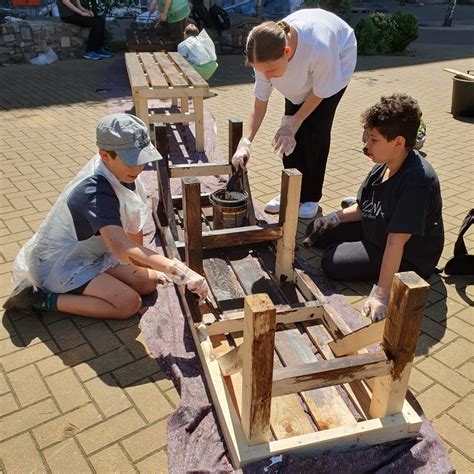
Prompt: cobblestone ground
<box><xmin>0</xmin><ymin>45</ymin><xmax>473</xmax><ymax>472</ymax></box>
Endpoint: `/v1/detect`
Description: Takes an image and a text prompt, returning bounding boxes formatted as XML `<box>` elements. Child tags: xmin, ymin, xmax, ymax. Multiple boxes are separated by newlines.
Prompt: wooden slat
<box><xmin>329</xmin><ymin>320</ymin><xmax>385</xmax><ymax>357</ymax></box>
<box><xmin>124</xmin><ymin>53</ymin><xmax>149</xmax><ymax>89</ymax></box>
<box><xmin>169</xmin><ymin>163</ymin><xmax>232</xmax><ymax>178</ymax></box>
<box><xmin>369</xmin><ymin>272</ymin><xmax>429</xmax><ymax>418</ymax></box>
<box><xmin>139</xmin><ymin>52</ymin><xmax>168</xmax><ymax>88</ymax></box>
<box><xmin>229</xmin><ymin>252</ymin><xmax>287</xmax><ymax>306</ymax></box>
<box><xmin>172</xmin><ymin>192</ymin><xmax>211</xmax><ymax>210</ymax></box>
<box><xmin>182</xmin><ymin>177</ymin><xmax>203</xmax><ymax>275</ymax></box>
<box><xmin>205</xmin><ymin>301</ymin><xmax>323</xmax><ymax>336</ymax></box>
<box><xmin>169</xmin><ymin>52</ymin><xmax>209</xmax><ymax>88</ymax></box>
<box><xmin>275</xmin><ymin>329</ymin><xmax>356</xmax><ymax>430</ymax></box>
<box><xmin>272</xmin><ymin>352</ymin><xmax>391</xmax><ymax>397</ymax></box>
<box><xmin>201</xmin><ymin>225</ymin><xmax>282</xmax><ymax>250</ymax></box>
<box><xmin>241</xmin><ymin>294</ymin><xmax>276</xmax><ymax>444</ymax></box>
<box><xmin>203</xmin><ymin>257</ymin><xmax>246</xmax><ymax>312</ymax></box>
<box><xmin>306</xmin><ymin>323</ymin><xmax>369</xmax><ymax>419</ymax></box>
<box><xmin>154</xmin><ymin>52</ymin><xmax>188</xmax><ymax>87</ymax></box>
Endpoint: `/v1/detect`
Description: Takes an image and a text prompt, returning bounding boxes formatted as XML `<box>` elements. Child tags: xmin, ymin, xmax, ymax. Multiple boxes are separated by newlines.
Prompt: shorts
<box><xmin>66</xmin><ymin>280</ymin><xmax>92</xmax><ymax>295</ymax></box>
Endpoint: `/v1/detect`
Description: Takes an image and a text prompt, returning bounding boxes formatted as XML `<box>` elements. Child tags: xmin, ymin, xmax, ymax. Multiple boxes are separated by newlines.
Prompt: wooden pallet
<box><xmin>152</xmin><ymin>119</ymin><xmax>429</xmax><ymax>468</ymax></box>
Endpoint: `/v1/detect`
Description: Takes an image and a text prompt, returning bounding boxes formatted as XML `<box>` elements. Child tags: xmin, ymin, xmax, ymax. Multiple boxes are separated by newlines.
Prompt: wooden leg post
<box><xmin>241</xmin><ymin>294</ymin><xmax>276</xmax><ymax>445</ymax></box>
<box><xmin>275</xmin><ymin>169</ymin><xmax>302</xmax><ymax>283</ymax></box>
<box><xmin>194</xmin><ymin>97</ymin><xmax>204</xmax><ymax>151</ymax></box>
<box><xmin>228</xmin><ymin>118</ymin><xmax>257</xmax><ymax>225</ymax></box>
<box><xmin>228</xmin><ymin>118</ymin><xmax>243</xmax><ymax>163</ymax></box>
<box><xmin>182</xmin><ymin>176</ymin><xmax>203</xmax><ymax>274</ymax></box>
<box><xmin>135</xmin><ymin>94</ymin><xmax>150</xmax><ymax>133</ymax></box>
<box><xmin>369</xmin><ymin>272</ymin><xmax>429</xmax><ymax>418</ymax></box>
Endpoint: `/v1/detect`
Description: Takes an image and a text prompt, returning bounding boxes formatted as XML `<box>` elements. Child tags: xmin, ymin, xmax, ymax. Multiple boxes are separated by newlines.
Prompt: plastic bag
<box><xmin>177</xmin><ymin>29</ymin><xmax>216</xmax><ymax>66</ymax></box>
<box><xmin>29</xmin><ymin>48</ymin><xmax>58</xmax><ymax>65</ymax></box>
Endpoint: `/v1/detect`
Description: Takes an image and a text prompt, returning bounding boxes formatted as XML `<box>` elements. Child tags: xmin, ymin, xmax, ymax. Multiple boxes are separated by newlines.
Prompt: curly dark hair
<box><xmin>361</xmin><ymin>93</ymin><xmax>422</xmax><ymax>149</ymax></box>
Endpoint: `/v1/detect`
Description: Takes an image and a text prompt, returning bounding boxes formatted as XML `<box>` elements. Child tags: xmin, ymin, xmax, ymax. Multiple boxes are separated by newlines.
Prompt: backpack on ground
<box><xmin>444</xmin><ymin>209</ymin><xmax>474</xmax><ymax>275</ymax></box>
<box><xmin>190</xmin><ymin>0</ymin><xmax>213</xmax><ymax>30</ymax></box>
<box><xmin>209</xmin><ymin>4</ymin><xmax>231</xmax><ymax>31</ymax></box>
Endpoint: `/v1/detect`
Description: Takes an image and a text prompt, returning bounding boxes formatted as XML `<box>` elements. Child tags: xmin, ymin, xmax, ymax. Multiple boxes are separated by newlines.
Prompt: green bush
<box><xmin>304</xmin><ymin>0</ymin><xmax>352</xmax><ymax>16</ymax></box>
<box><xmin>355</xmin><ymin>10</ymin><xmax>418</xmax><ymax>55</ymax></box>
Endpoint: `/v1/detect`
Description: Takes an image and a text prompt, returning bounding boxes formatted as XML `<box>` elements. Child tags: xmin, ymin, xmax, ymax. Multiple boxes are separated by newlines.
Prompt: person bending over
<box><xmin>4</xmin><ymin>113</ymin><xmax>208</xmax><ymax>319</ymax></box>
<box><xmin>307</xmin><ymin>93</ymin><xmax>444</xmax><ymax>321</ymax></box>
<box><xmin>177</xmin><ymin>23</ymin><xmax>218</xmax><ymax>80</ymax></box>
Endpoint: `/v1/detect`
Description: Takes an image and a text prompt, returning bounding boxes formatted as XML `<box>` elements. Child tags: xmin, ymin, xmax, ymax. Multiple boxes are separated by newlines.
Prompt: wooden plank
<box><xmin>329</xmin><ymin>320</ymin><xmax>385</xmax><ymax>357</ymax></box>
<box><xmin>149</xmin><ymin>112</ymin><xmax>194</xmax><ymax>124</ymax></box>
<box><xmin>370</xmin><ymin>272</ymin><xmax>429</xmax><ymax>418</ymax></box>
<box><xmin>169</xmin><ymin>163</ymin><xmax>231</xmax><ymax>178</ymax></box>
<box><xmin>272</xmin><ymin>352</ymin><xmax>391</xmax><ymax>397</ymax></box>
<box><xmin>154</xmin><ymin>52</ymin><xmax>188</xmax><ymax>87</ymax></box>
<box><xmin>275</xmin><ymin>329</ymin><xmax>356</xmax><ymax>430</ymax></box>
<box><xmin>241</xmin><ymin>294</ymin><xmax>276</xmax><ymax>444</ymax></box>
<box><xmin>205</xmin><ymin>301</ymin><xmax>323</xmax><ymax>336</ymax></box>
<box><xmin>139</xmin><ymin>52</ymin><xmax>168</xmax><ymax>88</ymax></box>
<box><xmin>124</xmin><ymin>53</ymin><xmax>149</xmax><ymax>89</ymax></box>
<box><xmin>182</xmin><ymin>177</ymin><xmax>203</xmax><ymax>274</ymax></box>
<box><xmin>229</xmin><ymin>252</ymin><xmax>287</xmax><ymax>306</ymax></box>
<box><xmin>202</xmin><ymin>225</ymin><xmax>282</xmax><ymax>250</ymax></box>
<box><xmin>275</xmin><ymin>169</ymin><xmax>302</xmax><ymax>283</ymax></box>
<box><xmin>306</xmin><ymin>323</ymin><xmax>369</xmax><ymax>419</ymax></box>
<box><xmin>203</xmin><ymin>257</ymin><xmax>246</xmax><ymax>312</ymax></box>
<box><xmin>169</xmin><ymin>52</ymin><xmax>209</xmax><ymax>88</ymax></box>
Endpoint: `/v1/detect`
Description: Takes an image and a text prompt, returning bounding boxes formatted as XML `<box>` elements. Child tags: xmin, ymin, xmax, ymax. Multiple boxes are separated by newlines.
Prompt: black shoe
<box><xmin>3</xmin><ymin>280</ymin><xmax>46</xmax><ymax>311</ymax></box>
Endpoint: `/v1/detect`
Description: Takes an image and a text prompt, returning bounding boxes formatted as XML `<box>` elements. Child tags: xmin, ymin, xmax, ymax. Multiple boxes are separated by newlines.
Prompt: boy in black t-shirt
<box><xmin>306</xmin><ymin>93</ymin><xmax>444</xmax><ymax>322</ymax></box>
<box><xmin>4</xmin><ymin>114</ymin><xmax>208</xmax><ymax>319</ymax></box>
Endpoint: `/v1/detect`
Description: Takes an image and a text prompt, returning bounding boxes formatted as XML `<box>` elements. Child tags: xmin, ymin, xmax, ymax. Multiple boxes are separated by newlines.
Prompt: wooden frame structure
<box><xmin>152</xmin><ymin>119</ymin><xmax>430</xmax><ymax>468</ymax></box>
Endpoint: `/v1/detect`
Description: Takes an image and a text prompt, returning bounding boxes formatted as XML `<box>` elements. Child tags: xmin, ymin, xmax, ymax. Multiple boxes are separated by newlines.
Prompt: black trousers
<box><xmin>283</xmin><ymin>87</ymin><xmax>346</xmax><ymax>203</ymax></box>
<box><xmin>309</xmin><ymin>221</ymin><xmax>424</xmax><ymax>281</ymax></box>
<box><xmin>61</xmin><ymin>14</ymin><xmax>105</xmax><ymax>52</ymax></box>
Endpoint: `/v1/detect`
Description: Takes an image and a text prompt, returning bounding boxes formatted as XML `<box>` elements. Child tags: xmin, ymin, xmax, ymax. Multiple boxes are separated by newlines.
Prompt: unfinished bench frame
<box><xmin>125</xmin><ymin>51</ymin><xmax>210</xmax><ymax>151</ymax></box>
<box><xmin>152</xmin><ymin>118</ymin><xmax>429</xmax><ymax>468</ymax></box>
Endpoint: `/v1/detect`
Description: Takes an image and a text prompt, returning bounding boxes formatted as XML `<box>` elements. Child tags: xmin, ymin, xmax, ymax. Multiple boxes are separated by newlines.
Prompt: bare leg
<box><xmin>56</xmin><ymin>264</ymin><xmax>159</xmax><ymax>319</ymax></box>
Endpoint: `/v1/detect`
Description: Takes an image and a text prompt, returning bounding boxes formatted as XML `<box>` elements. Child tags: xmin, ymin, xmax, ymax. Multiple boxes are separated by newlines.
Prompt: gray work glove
<box><xmin>312</xmin><ymin>211</ymin><xmax>341</xmax><ymax>235</ymax></box>
<box><xmin>168</xmin><ymin>258</ymin><xmax>209</xmax><ymax>304</ymax></box>
<box><xmin>361</xmin><ymin>285</ymin><xmax>389</xmax><ymax>322</ymax></box>
<box><xmin>231</xmin><ymin>137</ymin><xmax>251</xmax><ymax>171</ymax></box>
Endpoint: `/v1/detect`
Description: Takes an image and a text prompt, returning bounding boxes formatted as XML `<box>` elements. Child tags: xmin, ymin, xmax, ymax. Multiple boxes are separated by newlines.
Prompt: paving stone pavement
<box><xmin>1</xmin><ymin>43</ymin><xmax>473</xmax><ymax>472</ymax></box>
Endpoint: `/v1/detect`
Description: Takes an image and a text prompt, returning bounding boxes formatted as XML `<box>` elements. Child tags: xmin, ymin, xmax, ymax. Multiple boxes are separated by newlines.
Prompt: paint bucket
<box><xmin>451</xmin><ymin>73</ymin><xmax>474</xmax><ymax>118</ymax></box>
<box><xmin>209</xmin><ymin>189</ymin><xmax>248</xmax><ymax>229</ymax></box>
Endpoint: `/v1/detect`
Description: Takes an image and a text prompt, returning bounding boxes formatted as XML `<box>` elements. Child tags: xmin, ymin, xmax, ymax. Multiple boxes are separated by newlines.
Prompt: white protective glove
<box><xmin>361</xmin><ymin>285</ymin><xmax>390</xmax><ymax>322</ymax></box>
<box><xmin>272</xmin><ymin>115</ymin><xmax>299</xmax><ymax>156</ymax></box>
<box><xmin>313</xmin><ymin>211</ymin><xmax>341</xmax><ymax>235</ymax></box>
<box><xmin>231</xmin><ymin>137</ymin><xmax>251</xmax><ymax>171</ymax></box>
<box><xmin>168</xmin><ymin>258</ymin><xmax>209</xmax><ymax>304</ymax></box>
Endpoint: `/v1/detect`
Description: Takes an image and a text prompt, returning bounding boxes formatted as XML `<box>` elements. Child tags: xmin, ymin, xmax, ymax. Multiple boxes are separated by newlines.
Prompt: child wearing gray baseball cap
<box><xmin>4</xmin><ymin>113</ymin><xmax>208</xmax><ymax>319</ymax></box>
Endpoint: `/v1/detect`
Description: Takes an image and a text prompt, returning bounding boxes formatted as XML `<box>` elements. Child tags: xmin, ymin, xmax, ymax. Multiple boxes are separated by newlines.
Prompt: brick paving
<box><xmin>1</xmin><ymin>43</ymin><xmax>473</xmax><ymax>472</ymax></box>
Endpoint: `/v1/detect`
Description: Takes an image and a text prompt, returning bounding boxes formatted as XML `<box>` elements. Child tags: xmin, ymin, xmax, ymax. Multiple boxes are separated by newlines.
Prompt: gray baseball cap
<box><xmin>96</xmin><ymin>113</ymin><xmax>162</xmax><ymax>166</ymax></box>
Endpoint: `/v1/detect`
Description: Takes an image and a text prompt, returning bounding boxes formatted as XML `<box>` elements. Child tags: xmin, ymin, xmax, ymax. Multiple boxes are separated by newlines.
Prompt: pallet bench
<box><xmin>151</xmin><ymin>119</ymin><xmax>430</xmax><ymax>468</ymax></box>
<box><xmin>124</xmin><ymin>51</ymin><xmax>210</xmax><ymax>151</ymax></box>
<box><xmin>126</xmin><ymin>24</ymin><xmax>175</xmax><ymax>52</ymax></box>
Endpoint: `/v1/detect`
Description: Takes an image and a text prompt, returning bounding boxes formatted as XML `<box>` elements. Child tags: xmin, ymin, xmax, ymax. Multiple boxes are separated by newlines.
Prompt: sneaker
<box><xmin>2</xmin><ymin>280</ymin><xmax>47</xmax><ymax>312</ymax></box>
<box><xmin>83</xmin><ymin>51</ymin><xmax>102</xmax><ymax>60</ymax></box>
<box><xmin>264</xmin><ymin>195</ymin><xmax>281</xmax><ymax>214</ymax></box>
<box><xmin>341</xmin><ymin>197</ymin><xmax>357</xmax><ymax>209</ymax></box>
<box><xmin>96</xmin><ymin>48</ymin><xmax>113</xmax><ymax>58</ymax></box>
<box><xmin>298</xmin><ymin>202</ymin><xmax>319</xmax><ymax>219</ymax></box>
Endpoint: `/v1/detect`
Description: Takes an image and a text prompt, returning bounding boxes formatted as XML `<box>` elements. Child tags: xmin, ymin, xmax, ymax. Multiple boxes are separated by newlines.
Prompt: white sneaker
<box><xmin>298</xmin><ymin>202</ymin><xmax>319</xmax><ymax>219</ymax></box>
<box><xmin>264</xmin><ymin>195</ymin><xmax>281</xmax><ymax>214</ymax></box>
